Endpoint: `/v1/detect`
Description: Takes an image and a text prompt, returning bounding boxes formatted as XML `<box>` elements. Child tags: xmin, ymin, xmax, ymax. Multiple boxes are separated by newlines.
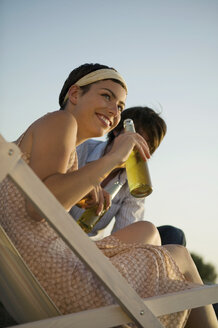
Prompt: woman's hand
<box><xmin>77</xmin><ymin>186</ymin><xmax>111</xmax><ymax>215</ymax></box>
<box><xmin>108</xmin><ymin>131</ymin><xmax>150</xmax><ymax>166</ymax></box>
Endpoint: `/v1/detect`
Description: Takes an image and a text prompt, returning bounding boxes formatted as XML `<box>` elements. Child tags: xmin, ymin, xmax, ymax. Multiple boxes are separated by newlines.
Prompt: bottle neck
<box><xmin>123</xmin><ymin>119</ymin><xmax>136</xmax><ymax>133</ymax></box>
<box><xmin>104</xmin><ymin>170</ymin><xmax>124</xmax><ymax>199</ymax></box>
<box><xmin>105</xmin><ymin>180</ymin><xmax>123</xmax><ymax>200</ymax></box>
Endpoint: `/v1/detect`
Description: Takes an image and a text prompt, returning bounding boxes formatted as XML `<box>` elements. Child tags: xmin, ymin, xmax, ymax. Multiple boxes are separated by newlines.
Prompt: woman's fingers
<box><xmin>95</xmin><ymin>186</ymin><xmax>104</xmax><ymax>215</ymax></box>
<box><xmin>110</xmin><ymin>131</ymin><xmax>150</xmax><ymax>165</ymax></box>
<box><xmin>84</xmin><ymin>186</ymin><xmax>110</xmax><ymax>216</ymax></box>
<box><xmin>84</xmin><ymin>189</ymin><xmax>98</xmax><ymax>207</ymax></box>
<box><xmin>134</xmin><ymin>133</ymin><xmax>150</xmax><ymax>161</ymax></box>
<box><xmin>102</xmin><ymin>188</ymin><xmax>111</xmax><ymax>211</ymax></box>
<box><xmin>95</xmin><ymin>186</ymin><xmax>111</xmax><ymax>215</ymax></box>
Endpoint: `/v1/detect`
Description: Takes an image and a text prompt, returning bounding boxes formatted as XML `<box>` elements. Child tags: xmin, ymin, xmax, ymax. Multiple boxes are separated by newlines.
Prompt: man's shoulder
<box><xmin>77</xmin><ymin>139</ymin><xmax>104</xmax><ymax>149</ymax></box>
<box><xmin>76</xmin><ymin>139</ymin><xmax>107</xmax><ymax>167</ymax></box>
<box><xmin>77</xmin><ymin>139</ymin><xmax>104</xmax><ymax>153</ymax></box>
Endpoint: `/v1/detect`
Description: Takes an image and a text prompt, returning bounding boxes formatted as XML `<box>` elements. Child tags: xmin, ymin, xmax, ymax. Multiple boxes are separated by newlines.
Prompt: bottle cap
<box><xmin>123</xmin><ymin>119</ymin><xmax>136</xmax><ymax>132</ymax></box>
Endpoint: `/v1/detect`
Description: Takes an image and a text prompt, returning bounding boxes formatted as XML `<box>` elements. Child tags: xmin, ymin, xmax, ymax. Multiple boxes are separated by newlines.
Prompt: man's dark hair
<box><xmin>108</xmin><ymin>106</ymin><xmax>167</xmax><ymax>154</ymax></box>
<box><xmin>59</xmin><ymin>63</ymin><xmax>125</xmax><ymax>109</ymax></box>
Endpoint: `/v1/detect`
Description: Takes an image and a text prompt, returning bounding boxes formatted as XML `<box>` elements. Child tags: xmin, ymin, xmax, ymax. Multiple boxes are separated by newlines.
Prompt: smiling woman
<box><xmin>0</xmin><ymin>63</ymin><xmax>217</xmax><ymax>327</ymax></box>
<box><xmin>64</xmin><ymin>80</ymin><xmax>126</xmax><ymax>139</ymax></box>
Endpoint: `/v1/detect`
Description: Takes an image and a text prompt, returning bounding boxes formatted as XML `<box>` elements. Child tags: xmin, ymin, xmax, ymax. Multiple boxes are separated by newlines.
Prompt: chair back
<box><xmin>0</xmin><ymin>224</ymin><xmax>61</xmax><ymax>323</ymax></box>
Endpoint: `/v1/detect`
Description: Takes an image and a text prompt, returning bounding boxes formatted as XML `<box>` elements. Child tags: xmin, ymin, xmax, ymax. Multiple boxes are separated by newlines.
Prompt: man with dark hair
<box><xmin>70</xmin><ymin>106</ymin><xmax>186</xmax><ymax>246</ymax></box>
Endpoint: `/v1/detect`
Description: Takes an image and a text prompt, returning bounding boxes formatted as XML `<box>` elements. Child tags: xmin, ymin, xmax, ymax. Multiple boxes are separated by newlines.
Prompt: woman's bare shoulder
<box><xmin>17</xmin><ymin>111</ymin><xmax>77</xmax><ymax>154</ymax></box>
<box><xmin>34</xmin><ymin>110</ymin><xmax>77</xmax><ymax>129</ymax></box>
<box><xmin>31</xmin><ymin>110</ymin><xmax>77</xmax><ymax>141</ymax></box>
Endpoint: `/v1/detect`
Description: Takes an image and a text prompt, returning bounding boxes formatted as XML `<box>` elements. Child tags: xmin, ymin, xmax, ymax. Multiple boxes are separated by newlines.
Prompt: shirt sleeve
<box><xmin>111</xmin><ymin>192</ymin><xmax>145</xmax><ymax>233</ymax></box>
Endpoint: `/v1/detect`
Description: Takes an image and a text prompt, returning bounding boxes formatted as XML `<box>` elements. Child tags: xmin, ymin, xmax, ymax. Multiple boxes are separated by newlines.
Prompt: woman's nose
<box><xmin>108</xmin><ymin>103</ymin><xmax>119</xmax><ymax>117</ymax></box>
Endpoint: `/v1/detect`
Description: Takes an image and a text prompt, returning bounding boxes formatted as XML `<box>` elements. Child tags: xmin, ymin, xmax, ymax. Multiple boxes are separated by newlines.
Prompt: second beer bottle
<box><xmin>77</xmin><ymin>179</ymin><xmax>123</xmax><ymax>233</ymax></box>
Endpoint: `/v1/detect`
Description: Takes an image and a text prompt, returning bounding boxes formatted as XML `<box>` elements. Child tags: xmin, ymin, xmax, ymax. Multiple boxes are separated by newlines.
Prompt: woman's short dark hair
<box><xmin>107</xmin><ymin>106</ymin><xmax>167</xmax><ymax>154</ymax></box>
<box><xmin>59</xmin><ymin>63</ymin><xmax>125</xmax><ymax>109</ymax></box>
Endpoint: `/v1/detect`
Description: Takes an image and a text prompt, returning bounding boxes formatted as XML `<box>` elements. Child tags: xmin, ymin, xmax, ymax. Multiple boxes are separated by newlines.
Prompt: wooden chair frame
<box><xmin>0</xmin><ymin>134</ymin><xmax>218</xmax><ymax>328</ymax></box>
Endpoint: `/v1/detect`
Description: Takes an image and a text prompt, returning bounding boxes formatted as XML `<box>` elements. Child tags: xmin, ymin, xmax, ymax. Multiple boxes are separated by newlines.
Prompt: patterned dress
<box><xmin>0</xmin><ymin>137</ymin><xmax>192</xmax><ymax>328</ymax></box>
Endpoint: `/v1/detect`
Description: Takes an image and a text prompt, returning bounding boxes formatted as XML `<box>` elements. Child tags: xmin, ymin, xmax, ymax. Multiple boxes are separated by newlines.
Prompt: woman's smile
<box><xmin>96</xmin><ymin>113</ymin><xmax>112</xmax><ymax>128</ymax></box>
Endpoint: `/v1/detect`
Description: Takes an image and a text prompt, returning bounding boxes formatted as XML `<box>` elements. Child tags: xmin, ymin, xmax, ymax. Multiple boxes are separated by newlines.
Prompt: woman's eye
<box><xmin>103</xmin><ymin>94</ymin><xmax>110</xmax><ymax>100</ymax></box>
<box><xmin>118</xmin><ymin>105</ymin><xmax>124</xmax><ymax>112</ymax></box>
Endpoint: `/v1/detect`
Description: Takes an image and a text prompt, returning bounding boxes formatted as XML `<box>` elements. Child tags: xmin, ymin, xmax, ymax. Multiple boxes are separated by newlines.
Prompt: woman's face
<box><xmin>74</xmin><ymin>80</ymin><xmax>127</xmax><ymax>139</ymax></box>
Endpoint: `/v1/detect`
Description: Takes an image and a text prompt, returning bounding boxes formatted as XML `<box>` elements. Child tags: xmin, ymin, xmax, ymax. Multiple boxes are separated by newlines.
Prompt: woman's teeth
<box><xmin>98</xmin><ymin>115</ymin><xmax>111</xmax><ymax>126</ymax></box>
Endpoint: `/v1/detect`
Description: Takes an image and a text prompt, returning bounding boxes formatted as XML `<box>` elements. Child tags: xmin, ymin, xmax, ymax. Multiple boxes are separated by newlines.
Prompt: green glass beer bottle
<box><xmin>123</xmin><ymin>118</ymin><xmax>152</xmax><ymax>198</ymax></box>
<box><xmin>77</xmin><ymin>180</ymin><xmax>123</xmax><ymax>233</ymax></box>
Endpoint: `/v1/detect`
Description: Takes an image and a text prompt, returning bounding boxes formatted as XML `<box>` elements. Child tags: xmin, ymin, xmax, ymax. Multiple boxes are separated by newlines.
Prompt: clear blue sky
<box><xmin>1</xmin><ymin>0</ymin><xmax>218</xmax><ymax>276</ymax></box>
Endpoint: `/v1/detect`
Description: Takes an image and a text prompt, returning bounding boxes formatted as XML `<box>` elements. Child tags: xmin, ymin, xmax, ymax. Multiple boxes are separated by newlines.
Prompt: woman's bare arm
<box><xmin>23</xmin><ymin>111</ymin><xmax>150</xmax><ymax>219</ymax></box>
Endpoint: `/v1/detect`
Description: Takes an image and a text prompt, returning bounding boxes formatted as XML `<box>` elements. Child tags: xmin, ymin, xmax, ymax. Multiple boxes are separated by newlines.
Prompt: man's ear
<box><xmin>67</xmin><ymin>85</ymin><xmax>80</xmax><ymax>105</ymax></box>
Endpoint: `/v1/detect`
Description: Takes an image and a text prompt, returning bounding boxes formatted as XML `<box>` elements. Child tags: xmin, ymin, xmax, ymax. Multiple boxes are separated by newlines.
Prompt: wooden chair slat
<box><xmin>6</xmin><ymin>285</ymin><xmax>218</xmax><ymax>328</ymax></box>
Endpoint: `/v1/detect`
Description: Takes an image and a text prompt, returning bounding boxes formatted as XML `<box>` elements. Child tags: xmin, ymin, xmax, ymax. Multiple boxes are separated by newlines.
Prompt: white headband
<box><xmin>63</xmin><ymin>68</ymin><xmax>128</xmax><ymax>103</ymax></box>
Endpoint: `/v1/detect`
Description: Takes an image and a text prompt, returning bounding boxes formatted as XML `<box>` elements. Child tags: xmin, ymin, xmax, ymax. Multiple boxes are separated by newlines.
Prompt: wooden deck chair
<box><xmin>0</xmin><ymin>224</ymin><xmax>61</xmax><ymax>323</ymax></box>
<box><xmin>0</xmin><ymin>133</ymin><xmax>218</xmax><ymax>328</ymax></box>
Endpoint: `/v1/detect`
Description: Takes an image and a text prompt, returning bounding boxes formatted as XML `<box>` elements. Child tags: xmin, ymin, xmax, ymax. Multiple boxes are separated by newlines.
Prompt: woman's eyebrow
<box><xmin>101</xmin><ymin>88</ymin><xmax>126</xmax><ymax>107</ymax></box>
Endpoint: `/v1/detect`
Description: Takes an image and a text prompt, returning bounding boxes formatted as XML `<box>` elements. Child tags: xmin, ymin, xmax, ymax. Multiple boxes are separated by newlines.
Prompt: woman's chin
<box><xmin>91</xmin><ymin>128</ymin><xmax>109</xmax><ymax>138</ymax></box>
